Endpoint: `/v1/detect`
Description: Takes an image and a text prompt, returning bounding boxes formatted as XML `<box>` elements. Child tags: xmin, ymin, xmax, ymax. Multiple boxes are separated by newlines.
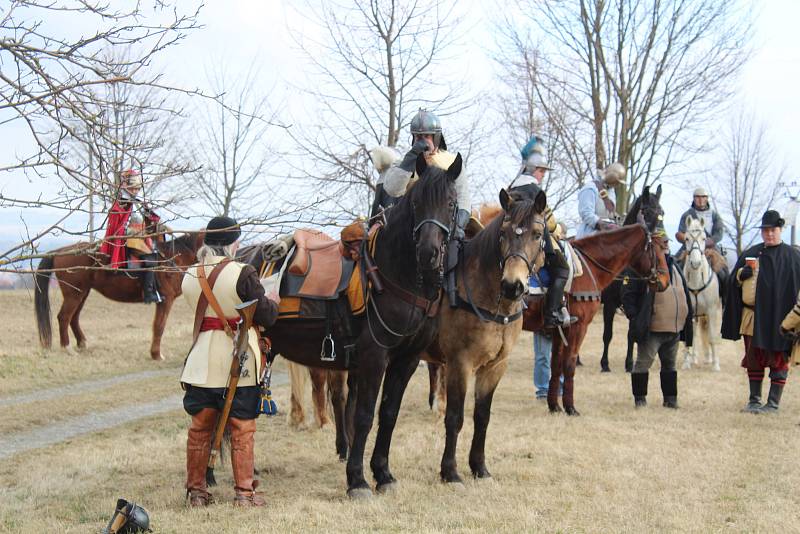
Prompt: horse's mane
<box><xmin>163</xmin><ymin>231</ymin><xmax>202</xmax><ymax>255</ymax></box>
<box><xmin>623</xmin><ymin>195</ymin><xmax>643</xmax><ymax>226</ymax></box>
<box><xmin>467</xmin><ymin>199</ymin><xmax>541</xmax><ymax>273</ymax></box>
<box><xmin>571</xmin><ymin>223</ymin><xmax>644</xmax><ymax>251</ymax></box>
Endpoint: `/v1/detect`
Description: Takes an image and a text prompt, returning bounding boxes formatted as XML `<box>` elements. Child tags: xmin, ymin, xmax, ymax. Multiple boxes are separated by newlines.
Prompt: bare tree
<box><xmin>0</xmin><ymin>0</ymin><xmax>200</xmax><ymax>267</ymax></box>
<box><xmin>288</xmin><ymin>0</ymin><xmax>473</xmax><ymax>222</ymax></box>
<box><xmin>711</xmin><ymin>111</ymin><xmax>783</xmax><ymax>256</ymax></box>
<box><xmin>514</xmin><ymin>0</ymin><xmax>752</xmax><ymax>213</ymax></box>
<box><xmin>491</xmin><ymin>27</ymin><xmax>592</xmax><ymax>213</ymax></box>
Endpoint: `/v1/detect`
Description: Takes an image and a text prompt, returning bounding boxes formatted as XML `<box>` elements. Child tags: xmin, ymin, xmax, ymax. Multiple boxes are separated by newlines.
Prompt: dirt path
<box><xmin>0</xmin><ymin>371</ymin><xmax>288</xmax><ymax>461</ymax></box>
<box><xmin>0</xmin><ymin>368</ymin><xmax>177</xmax><ymax>408</ymax></box>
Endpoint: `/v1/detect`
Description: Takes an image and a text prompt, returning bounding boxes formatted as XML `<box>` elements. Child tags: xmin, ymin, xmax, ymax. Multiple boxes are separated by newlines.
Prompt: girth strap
<box><xmin>454</xmin><ymin>293</ymin><xmax>522</xmax><ymax>325</ymax></box>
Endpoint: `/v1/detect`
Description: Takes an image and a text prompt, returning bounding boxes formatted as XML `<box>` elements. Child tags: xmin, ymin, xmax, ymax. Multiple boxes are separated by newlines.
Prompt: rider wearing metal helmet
<box><xmin>381</xmin><ymin>109</ymin><xmax>471</xmax><ymax>307</ymax></box>
<box><xmin>99</xmin><ymin>168</ymin><xmax>163</xmax><ymax>304</ymax></box>
<box><xmin>508</xmin><ymin>135</ymin><xmax>576</xmax><ymax>329</ymax></box>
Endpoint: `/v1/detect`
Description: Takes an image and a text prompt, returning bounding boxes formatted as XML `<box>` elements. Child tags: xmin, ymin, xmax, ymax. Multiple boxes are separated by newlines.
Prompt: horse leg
<box><xmin>149</xmin><ymin>296</ymin><xmax>173</xmax><ymax>361</ymax></box>
<box><xmin>56</xmin><ymin>287</ymin><xmax>85</xmax><ymax>353</ymax></box>
<box><xmin>370</xmin><ymin>354</ymin><xmax>420</xmax><ymax>493</ymax></box>
<box><xmin>469</xmin><ymin>356</ymin><xmax>508</xmax><ymax>479</ymax></box>
<box><xmin>70</xmin><ymin>291</ymin><xmax>91</xmax><ymax>351</ymax></box>
<box><xmin>702</xmin><ymin>317</ymin><xmax>713</xmax><ymax>366</ymax></box>
<box><xmin>440</xmin><ymin>359</ymin><xmax>470</xmax><ymax>484</ymax></box>
<box><xmin>328</xmin><ymin>370</ymin><xmax>349</xmax><ymax>461</ymax></box>
<box><xmin>287</xmin><ymin>362</ymin><xmax>308</xmax><ymax>429</ymax></box>
<box><xmin>547</xmin><ymin>334</ymin><xmax>563</xmax><ymax>413</ymax></box>
<box><xmin>563</xmin><ymin>327</ymin><xmax>588</xmax><ymax>416</ymax></box>
<box><xmin>600</xmin><ymin>301</ymin><xmax>615</xmax><ymax>372</ymax></box>
<box><xmin>344</xmin><ymin>371</ymin><xmax>357</xmax><ymax>455</ymax></box>
<box><xmin>310</xmin><ymin>368</ymin><xmax>331</xmax><ymax>428</ymax></box>
<box><xmin>346</xmin><ymin>347</ymin><xmax>387</xmax><ymax>499</ymax></box>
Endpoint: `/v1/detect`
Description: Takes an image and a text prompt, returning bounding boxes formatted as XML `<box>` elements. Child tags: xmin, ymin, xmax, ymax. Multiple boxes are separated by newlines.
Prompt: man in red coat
<box><xmin>100</xmin><ymin>169</ymin><xmax>163</xmax><ymax>303</ymax></box>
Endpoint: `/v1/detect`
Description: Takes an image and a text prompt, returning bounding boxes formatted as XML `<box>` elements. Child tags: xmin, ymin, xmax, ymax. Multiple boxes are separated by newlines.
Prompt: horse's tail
<box><xmin>34</xmin><ymin>255</ymin><xmax>54</xmax><ymax>348</ymax></box>
<box><xmin>427</xmin><ymin>362</ymin><xmax>438</xmax><ymax>409</ymax></box>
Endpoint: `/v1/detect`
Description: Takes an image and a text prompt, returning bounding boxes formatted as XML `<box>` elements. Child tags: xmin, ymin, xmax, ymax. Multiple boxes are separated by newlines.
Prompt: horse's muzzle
<box><xmin>501</xmin><ymin>279</ymin><xmax>525</xmax><ymax>301</ymax></box>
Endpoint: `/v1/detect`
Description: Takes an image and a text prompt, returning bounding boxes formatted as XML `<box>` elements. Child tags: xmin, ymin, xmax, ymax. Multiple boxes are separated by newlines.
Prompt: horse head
<box><xmin>402</xmin><ymin>152</ymin><xmax>460</xmax><ymax>288</ymax></box>
<box><xmin>496</xmin><ymin>188</ymin><xmax>546</xmax><ymax>300</ymax></box>
<box><xmin>626</xmin><ymin>185</ymin><xmax>670</xmax><ymax>290</ymax></box>
<box><xmin>684</xmin><ymin>215</ymin><xmax>708</xmax><ymax>270</ymax></box>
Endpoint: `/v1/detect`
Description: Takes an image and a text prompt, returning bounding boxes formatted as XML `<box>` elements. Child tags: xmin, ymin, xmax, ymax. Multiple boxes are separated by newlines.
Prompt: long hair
<box><xmin>197</xmin><ymin>243</ymin><xmax>237</xmax><ymax>264</ymax></box>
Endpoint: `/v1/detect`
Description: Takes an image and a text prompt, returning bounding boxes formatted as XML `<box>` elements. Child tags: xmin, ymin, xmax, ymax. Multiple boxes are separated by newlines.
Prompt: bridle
<box><xmin>499</xmin><ymin>218</ymin><xmax>546</xmax><ymax>276</ymax></box>
<box><xmin>684</xmin><ymin>229</ymin><xmax>714</xmax><ymax>294</ymax></box>
<box><xmin>365</xmin><ymin>196</ymin><xmax>457</xmax><ymax>349</ymax></box>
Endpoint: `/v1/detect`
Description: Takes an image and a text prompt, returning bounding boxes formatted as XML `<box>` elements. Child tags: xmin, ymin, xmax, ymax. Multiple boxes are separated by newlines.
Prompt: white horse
<box><xmin>681</xmin><ymin>215</ymin><xmax>722</xmax><ymax>371</ymax></box>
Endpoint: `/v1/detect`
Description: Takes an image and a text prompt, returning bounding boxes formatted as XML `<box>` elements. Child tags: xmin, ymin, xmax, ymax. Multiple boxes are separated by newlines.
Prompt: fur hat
<box><xmin>205</xmin><ymin>216</ymin><xmax>241</xmax><ymax>246</ymax></box>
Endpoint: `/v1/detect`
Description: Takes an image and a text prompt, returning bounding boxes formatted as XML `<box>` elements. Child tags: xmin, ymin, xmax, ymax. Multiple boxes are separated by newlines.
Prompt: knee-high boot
<box><xmin>447</xmin><ymin>209</ymin><xmax>470</xmax><ymax>308</ymax></box>
<box><xmin>230</xmin><ymin>417</ymin><xmax>266</xmax><ymax>507</ymax></box>
<box><xmin>631</xmin><ymin>372</ymin><xmax>648</xmax><ymax>408</ymax></box>
<box><xmin>186</xmin><ymin>408</ymin><xmax>217</xmax><ymax>506</ymax></box>
<box><xmin>759</xmin><ymin>382</ymin><xmax>784</xmax><ymax>414</ymax></box>
<box><xmin>138</xmin><ymin>253</ymin><xmax>162</xmax><ymax>304</ymax></box>
<box><xmin>660</xmin><ymin>370</ymin><xmax>678</xmax><ymax>409</ymax></box>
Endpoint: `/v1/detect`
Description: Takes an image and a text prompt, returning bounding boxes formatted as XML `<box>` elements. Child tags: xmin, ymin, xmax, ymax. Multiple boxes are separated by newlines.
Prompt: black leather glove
<box><xmin>739</xmin><ymin>265</ymin><xmax>753</xmax><ymax>281</ymax></box>
<box><xmin>454</xmin><ymin>209</ymin><xmax>470</xmax><ymax>240</ymax></box>
<box><xmin>397</xmin><ymin>139</ymin><xmax>430</xmax><ymax>172</ymax></box>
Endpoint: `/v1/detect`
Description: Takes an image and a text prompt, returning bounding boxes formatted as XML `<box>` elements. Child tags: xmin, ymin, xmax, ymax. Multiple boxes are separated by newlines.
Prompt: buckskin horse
<box><xmin>240</xmin><ymin>154</ymin><xmax>461</xmax><ymax>495</ymax></box>
<box><xmin>34</xmin><ymin>231</ymin><xmax>204</xmax><ymax>360</ymax></box>
<box><xmin>522</xmin><ymin>185</ymin><xmax>670</xmax><ymax>415</ymax></box>
<box><xmin>417</xmin><ymin>190</ymin><xmax>546</xmax><ymax>485</ymax></box>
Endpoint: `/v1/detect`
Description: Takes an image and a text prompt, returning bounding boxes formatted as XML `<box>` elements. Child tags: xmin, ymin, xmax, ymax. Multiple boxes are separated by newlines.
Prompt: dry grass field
<box><xmin>1</xmin><ymin>288</ymin><xmax>800</xmax><ymax>533</ymax></box>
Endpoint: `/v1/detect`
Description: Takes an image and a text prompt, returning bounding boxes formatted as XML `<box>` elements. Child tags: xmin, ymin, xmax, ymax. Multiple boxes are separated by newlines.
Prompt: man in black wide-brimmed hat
<box><xmin>722</xmin><ymin>210</ymin><xmax>800</xmax><ymax>413</ymax></box>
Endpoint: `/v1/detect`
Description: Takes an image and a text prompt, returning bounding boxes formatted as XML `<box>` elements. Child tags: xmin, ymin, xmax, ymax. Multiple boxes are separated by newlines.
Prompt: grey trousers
<box><xmin>633</xmin><ymin>332</ymin><xmax>679</xmax><ymax>374</ymax></box>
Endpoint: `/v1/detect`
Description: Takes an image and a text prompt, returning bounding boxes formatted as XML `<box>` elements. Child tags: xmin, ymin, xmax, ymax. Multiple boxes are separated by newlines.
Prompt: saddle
<box><xmin>283</xmin><ymin>229</ymin><xmax>354</xmax><ymax>299</ymax></box>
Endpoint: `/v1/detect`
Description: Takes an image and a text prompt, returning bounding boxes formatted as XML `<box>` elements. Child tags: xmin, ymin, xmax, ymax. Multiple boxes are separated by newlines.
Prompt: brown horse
<box><xmin>34</xmin><ymin>232</ymin><xmax>204</xmax><ymax>360</ymax></box>
<box><xmin>522</xmin><ymin>186</ymin><xmax>669</xmax><ymax>415</ymax></box>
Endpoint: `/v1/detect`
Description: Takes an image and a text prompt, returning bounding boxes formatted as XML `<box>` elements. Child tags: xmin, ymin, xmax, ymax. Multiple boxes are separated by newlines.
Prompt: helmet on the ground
<box><xmin>102</xmin><ymin>498</ymin><xmax>151</xmax><ymax>533</ymax></box>
<box><xmin>410</xmin><ymin>109</ymin><xmax>445</xmax><ymax>150</ymax></box>
<box><xmin>520</xmin><ymin>135</ymin><xmax>552</xmax><ymax>173</ymax></box>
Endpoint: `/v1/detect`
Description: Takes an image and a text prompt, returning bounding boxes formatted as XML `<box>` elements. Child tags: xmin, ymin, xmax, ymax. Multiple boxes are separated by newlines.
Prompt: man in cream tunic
<box><xmin>181</xmin><ymin>216</ymin><xmax>278</xmax><ymax>508</ymax></box>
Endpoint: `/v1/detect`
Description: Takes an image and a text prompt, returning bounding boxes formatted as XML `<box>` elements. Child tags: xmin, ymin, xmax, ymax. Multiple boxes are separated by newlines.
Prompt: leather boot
<box><xmin>631</xmin><ymin>372</ymin><xmax>648</xmax><ymax>408</ymax></box>
<box><xmin>139</xmin><ymin>253</ymin><xmax>163</xmax><ymax>304</ymax></box>
<box><xmin>186</xmin><ymin>408</ymin><xmax>217</xmax><ymax>507</ymax></box>
<box><xmin>543</xmin><ymin>274</ymin><xmax>576</xmax><ymax>329</ymax></box>
<box><xmin>230</xmin><ymin>417</ymin><xmax>266</xmax><ymax>507</ymax></box>
<box><xmin>742</xmin><ymin>380</ymin><xmax>763</xmax><ymax>413</ymax></box>
<box><xmin>447</xmin><ymin>209</ymin><xmax>470</xmax><ymax>308</ymax></box>
<box><xmin>660</xmin><ymin>370</ymin><xmax>678</xmax><ymax>409</ymax></box>
<box><xmin>758</xmin><ymin>383</ymin><xmax>783</xmax><ymax>414</ymax></box>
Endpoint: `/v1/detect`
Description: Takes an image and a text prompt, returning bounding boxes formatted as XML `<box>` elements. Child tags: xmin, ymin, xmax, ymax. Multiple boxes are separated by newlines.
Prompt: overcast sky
<box><xmin>1</xmin><ymin>0</ymin><xmax>798</xmax><ymax>253</ymax></box>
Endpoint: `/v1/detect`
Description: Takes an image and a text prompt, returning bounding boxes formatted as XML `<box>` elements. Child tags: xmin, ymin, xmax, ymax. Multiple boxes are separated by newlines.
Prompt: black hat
<box><xmin>204</xmin><ymin>216</ymin><xmax>241</xmax><ymax>246</ymax></box>
<box><xmin>758</xmin><ymin>210</ymin><xmax>785</xmax><ymax>229</ymax></box>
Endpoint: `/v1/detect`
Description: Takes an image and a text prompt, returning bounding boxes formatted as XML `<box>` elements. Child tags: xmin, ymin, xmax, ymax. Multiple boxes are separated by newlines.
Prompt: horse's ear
<box><xmin>415</xmin><ymin>152</ymin><xmax>428</xmax><ymax>177</ymax></box>
<box><xmin>656</xmin><ymin>184</ymin><xmax>662</xmax><ymax>200</ymax></box>
<box><xmin>446</xmin><ymin>153</ymin><xmax>463</xmax><ymax>182</ymax></box>
<box><xmin>685</xmin><ymin>214</ymin><xmax>693</xmax><ymax>228</ymax></box>
<box><xmin>499</xmin><ymin>188</ymin><xmax>512</xmax><ymax>212</ymax></box>
<box><xmin>534</xmin><ymin>190</ymin><xmax>547</xmax><ymax>214</ymax></box>
<box><xmin>699</xmin><ymin>216</ymin><xmax>705</xmax><ymax>227</ymax></box>
<box><xmin>641</xmin><ymin>186</ymin><xmax>650</xmax><ymax>201</ymax></box>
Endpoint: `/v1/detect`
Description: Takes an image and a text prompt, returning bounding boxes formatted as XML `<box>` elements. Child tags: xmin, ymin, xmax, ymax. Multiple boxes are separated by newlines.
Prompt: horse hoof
<box><xmin>76</xmin><ymin>342</ymin><xmax>88</xmax><ymax>352</ymax></box>
<box><xmin>472</xmin><ymin>469</ymin><xmax>492</xmax><ymax>480</ymax></box>
<box><xmin>61</xmin><ymin>346</ymin><xmax>78</xmax><ymax>356</ymax></box>
<box><xmin>565</xmin><ymin>407</ymin><xmax>581</xmax><ymax>416</ymax></box>
<box><xmin>548</xmin><ymin>404</ymin><xmax>563</xmax><ymax>414</ymax></box>
<box><xmin>601</xmin><ymin>367</ymin><xmax>611</xmax><ymax>373</ymax></box>
<box><xmin>712</xmin><ymin>365</ymin><xmax>720</xmax><ymax>372</ymax></box>
<box><xmin>444</xmin><ymin>480</ymin><xmax>466</xmax><ymax>491</ymax></box>
<box><xmin>376</xmin><ymin>481</ymin><xmax>399</xmax><ymax>494</ymax></box>
<box><xmin>151</xmin><ymin>352</ymin><xmax>165</xmax><ymax>361</ymax></box>
<box><xmin>346</xmin><ymin>487</ymin><xmax>374</xmax><ymax>500</ymax></box>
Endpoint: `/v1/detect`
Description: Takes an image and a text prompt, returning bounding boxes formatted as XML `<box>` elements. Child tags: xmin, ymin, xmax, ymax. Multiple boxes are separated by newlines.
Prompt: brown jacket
<box><xmin>651</xmin><ymin>264</ymin><xmax>690</xmax><ymax>334</ymax></box>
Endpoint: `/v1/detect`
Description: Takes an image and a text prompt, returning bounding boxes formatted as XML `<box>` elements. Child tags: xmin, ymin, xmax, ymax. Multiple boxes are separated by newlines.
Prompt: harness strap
<box><xmin>380</xmin><ymin>273</ymin><xmax>442</xmax><ymax>318</ymax></box>
<box><xmin>454</xmin><ymin>293</ymin><xmax>522</xmax><ymax>324</ymax></box>
<box><xmin>196</xmin><ymin>260</ymin><xmax>233</xmax><ymax>340</ymax></box>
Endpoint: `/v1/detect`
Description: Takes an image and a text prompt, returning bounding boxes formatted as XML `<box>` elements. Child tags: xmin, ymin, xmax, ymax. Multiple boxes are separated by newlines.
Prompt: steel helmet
<box><xmin>693</xmin><ymin>187</ymin><xmax>709</xmax><ymax>197</ymax></box>
<box><xmin>102</xmin><ymin>498</ymin><xmax>151</xmax><ymax>533</ymax></box>
<box><xmin>410</xmin><ymin>109</ymin><xmax>445</xmax><ymax>150</ymax></box>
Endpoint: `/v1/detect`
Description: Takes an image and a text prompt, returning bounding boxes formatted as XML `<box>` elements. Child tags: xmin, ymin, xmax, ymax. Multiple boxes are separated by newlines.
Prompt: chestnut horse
<box><xmin>522</xmin><ymin>186</ymin><xmax>669</xmax><ymax>415</ymax></box>
<box><xmin>34</xmin><ymin>232</ymin><xmax>204</xmax><ymax>360</ymax></box>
